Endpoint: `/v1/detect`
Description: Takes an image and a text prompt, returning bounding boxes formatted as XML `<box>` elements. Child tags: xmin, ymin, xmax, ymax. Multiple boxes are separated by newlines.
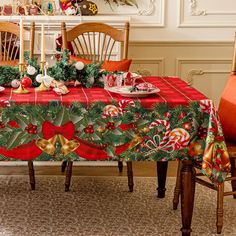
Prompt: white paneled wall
<box><xmin>0</xmin><ymin>0</ymin><xmax>235</xmax><ymax>106</ymax></box>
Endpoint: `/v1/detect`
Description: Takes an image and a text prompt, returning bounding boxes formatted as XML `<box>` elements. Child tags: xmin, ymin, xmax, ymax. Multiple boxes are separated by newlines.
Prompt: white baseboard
<box><xmin>0</xmin><ymin>161</ymin><xmax>126</xmax><ymax>167</ymax></box>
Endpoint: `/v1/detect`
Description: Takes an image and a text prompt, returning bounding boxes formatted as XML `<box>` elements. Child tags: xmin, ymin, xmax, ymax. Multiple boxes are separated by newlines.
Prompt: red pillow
<box><xmin>69</xmin><ymin>56</ymin><xmax>92</xmax><ymax>65</ymax></box>
<box><xmin>102</xmin><ymin>59</ymin><xmax>132</xmax><ymax>72</ymax></box>
<box><xmin>218</xmin><ymin>74</ymin><xmax>236</xmax><ymax>141</ymax></box>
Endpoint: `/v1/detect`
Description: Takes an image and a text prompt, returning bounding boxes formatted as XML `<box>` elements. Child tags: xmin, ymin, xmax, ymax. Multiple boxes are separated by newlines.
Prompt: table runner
<box><xmin>0</xmin><ymin>76</ymin><xmax>230</xmax><ymax>183</ymax></box>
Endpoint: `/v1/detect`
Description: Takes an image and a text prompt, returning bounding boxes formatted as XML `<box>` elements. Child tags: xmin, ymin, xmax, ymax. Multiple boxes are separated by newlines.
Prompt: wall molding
<box><xmin>129</xmin><ymin>41</ymin><xmax>233</xmax><ymax>47</ymax></box>
<box><xmin>175</xmin><ymin>58</ymin><xmax>231</xmax><ymax>77</ymax></box>
<box><xmin>189</xmin><ymin>0</ymin><xmax>206</xmax><ymax>16</ymax></box>
<box><xmin>131</xmin><ymin>58</ymin><xmax>165</xmax><ymax>76</ymax></box>
<box><xmin>186</xmin><ymin>69</ymin><xmax>229</xmax><ymax>85</ymax></box>
<box><xmin>179</xmin><ymin>0</ymin><xmax>236</xmax><ymax>28</ymax></box>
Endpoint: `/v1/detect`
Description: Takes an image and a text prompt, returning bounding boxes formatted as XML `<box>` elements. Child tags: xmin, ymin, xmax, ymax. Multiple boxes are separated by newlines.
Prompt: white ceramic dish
<box><xmin>106</xmin><ymin>86</ymin><xmax>160</xmax><ymax>97</ymax></box>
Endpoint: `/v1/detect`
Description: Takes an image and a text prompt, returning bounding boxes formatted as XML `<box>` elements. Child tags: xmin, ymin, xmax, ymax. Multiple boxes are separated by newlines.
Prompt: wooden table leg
<box><xmin>126</xmin><ymin>161</ymin><xmax>134</xmax><ymax>192</ymax></box>
<box><xmin>118</xmin><ymin>158</ymin><xmax>123</xmax><ymax>173</ymax></box>
<box><xmin>28</xmin><ymin>160</ymin><xmax>35</xmax><ymax>190</ymax></box>
<box><xmin>156</xmin><ymin>161</ymin><xmax>168</xmax><ymax>198</ymax></box>
<box><xmin>173</xmin><ymin>161</ymin><xmax>182</xmax><ymax>209</ymax></box>
<box><xmin>230</xmin><ymin>158</ymin><xmax>236</xmax><ymax>199</ymax></box>
<box><xmin>65</xmin><ymin>161</ymin><xmax>73</xmax><ymax>192</ymax></box>
<box><xmin>181</xmin><ymin>160</ymin><xmax>196</xmax><ymax>236</ymax></box>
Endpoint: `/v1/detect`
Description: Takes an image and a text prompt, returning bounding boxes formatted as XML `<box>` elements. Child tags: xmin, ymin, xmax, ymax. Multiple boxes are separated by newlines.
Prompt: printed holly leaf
<box><xmin>104</xmin><ymin>145</ymin><xmax>115</xmax><ymax>157</ymax></box>
<box><xmin>6</xmin><ymin>130</ymin><xmax>25</xmax><ymax>150</ymax></box>
<box><xmin>54</xmin><ymin>107</ymin><xmax>70</xmax><ymax>126</ymax></box>
<box><xmin>91</xmin><ymin>132</ymin><xmax>102</xmax><ymax>141</ymax></box>
<box><xmin>111</xmin><ymin>129</ymin><xmax>122</xmax><ymax>135</ymax></box>
<box><xmin>70</xmin><ymin>114</ymin><xmax>84</xmax><ymax>125</ymax></box>
<box><xmin>14</xmin><ymin>116</ymin><xmax>28</xmax><ymax>129</ymax></box>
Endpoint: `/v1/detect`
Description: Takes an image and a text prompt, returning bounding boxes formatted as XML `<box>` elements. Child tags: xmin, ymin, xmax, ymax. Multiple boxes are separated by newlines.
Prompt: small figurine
<box><xmin>59</xmin><ymin>0</ymin><xmax>98</xmax><ymax>15</ymax></box>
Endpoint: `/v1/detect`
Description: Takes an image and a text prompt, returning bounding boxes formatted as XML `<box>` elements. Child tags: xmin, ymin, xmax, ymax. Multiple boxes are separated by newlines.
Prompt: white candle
<box><xmin>19</xmin><ymin>18</ymin><xmax>24</xmax><ymax>65</ymax></box>
<box><xmin>41</xmin><ymin>24</ymin><xmax>45</xmax><ymax>63</ymax></box>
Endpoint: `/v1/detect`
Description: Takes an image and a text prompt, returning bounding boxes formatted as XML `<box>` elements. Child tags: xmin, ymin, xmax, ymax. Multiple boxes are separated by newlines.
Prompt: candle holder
<box><xmin>13</xmin><ymin>63</ymin><xmax>30</xmax><ymax>94</ymax></box>
<box><xmin>13</xmin><ymin>83</ymin><xmax>30</xmax><ymax>94</ymax></box>
<box><xmin>35</xmin><ymin>62</ymin><xmax>50</xmax><ymax>92</ymax></box>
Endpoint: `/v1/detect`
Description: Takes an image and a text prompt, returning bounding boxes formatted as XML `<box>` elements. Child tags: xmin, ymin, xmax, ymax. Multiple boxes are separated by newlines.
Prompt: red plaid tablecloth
<box><xmin>0</xmin><ymin>76</ymin><xmax>230</xmax><ymax>183</ymax></box>
<box><xmin>0</xmin><ymin>77</ymin><xmax>207</xmax><ymax>106</ymax></box>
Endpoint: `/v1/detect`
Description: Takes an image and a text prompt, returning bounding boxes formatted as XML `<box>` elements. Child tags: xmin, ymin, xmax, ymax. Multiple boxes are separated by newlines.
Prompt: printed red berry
<box><xmin>84</xmin><ymin>128</ymin><xmax>90</xmax><ymax>133</ymax></box>
<box><xmin>108</xmin><ymin>126</ymin><xmax>115</xmax><ymax>130</ymax></box>
<box><xmin>32</xmin><ymin>125</ymin><xmax>37</xmax><ymax>130</ymax></box>
<box><xmin>28</xmin><ymin>123</ymin><xmax>33</xmax><ymax>129</ymax></box>
<box><xmin>33</xmin><ymin>130</ymin><xmax>38</xmax><ymax>134</ymax></box>
<box><xmin>88</xmin><ymin>124</ymin><xmax>93</xmax><ymax>129</ymax></box>
<box><xmin>28</xmin><ymin>129</ymin><xmax>34</xmax><ymax>134</ymax></box>
<box><xmin>89</xmin><ymin>129</ymin><xmax>94</xmax><ymax>133</ymax></box>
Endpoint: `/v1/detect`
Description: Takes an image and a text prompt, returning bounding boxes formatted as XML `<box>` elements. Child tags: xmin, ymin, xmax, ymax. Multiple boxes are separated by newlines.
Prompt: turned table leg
<box><xmin>156</xmin><ymin>161</ymin><xmax>168</xmax><ymax>198</ymax></box>
<box><xmin>181</xmin><ymin>160</ymin><xmax>196</xmax><ymax>236</ymax></box>
<box><xmin>28</xmin><ymin>160</ymin><xmax>35</xmax><ymax>190</ymax></box>
<box><xmin>173</xmin><ymin>161</ymin><xmax>182</xmax><ymax>209</ymax></box>
<box><xmin>65</xmin><ymin>161</ymin><xmax>73</xmax><ymax>192</ymax></box>
<box><xmin>230</xmin><ymin>158</ymin><xmax>236</xmax><ymax>199</ymax></box>
<box><xmin>118</xmin><ymin>158</ymin><xmax>123</xmax><ymax>173</ymax></box>
<box><xmin>126</xmin><ymin>161</ymin><xmax>134</xmax><ymax>192</ymax></box>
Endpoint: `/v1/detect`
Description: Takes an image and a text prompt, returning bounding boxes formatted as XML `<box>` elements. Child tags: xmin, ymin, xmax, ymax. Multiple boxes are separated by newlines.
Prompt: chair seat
<box><xmin>0</xmin><ymin>59</ymin><xmax>19</xmax><ymax>66</ymax></box>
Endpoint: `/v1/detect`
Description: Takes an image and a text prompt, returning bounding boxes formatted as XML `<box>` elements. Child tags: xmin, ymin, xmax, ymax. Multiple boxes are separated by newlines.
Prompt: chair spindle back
<box><xmin>61</xmin><ymin>22</ymin><xmax>129</xmax><ymax>62</ymax></box>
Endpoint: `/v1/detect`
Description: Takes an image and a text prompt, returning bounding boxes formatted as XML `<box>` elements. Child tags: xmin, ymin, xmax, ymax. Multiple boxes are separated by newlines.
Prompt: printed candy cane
<box><xmin>145</xmin><ymin>120</ymin><xmax>190</xmax><ymax>156</ymax></box>
<box><xmin>200</xmin><ymin>99</ymin><xmax>215</xmax><ymax>114</ymax></box>
<box><xmin>118</xmin><ymin>100</ymin><xmax>135</xmax><ymax>109</ymax></box>
<box><xmin>149</xmin><ymin>119</ymin><xmax>171</xmax><ymax>146</ymax></box>
<box><xmin>118</xmin><ymin>100</ymin><xmax>136</xmax><ymax>116</ymax></box>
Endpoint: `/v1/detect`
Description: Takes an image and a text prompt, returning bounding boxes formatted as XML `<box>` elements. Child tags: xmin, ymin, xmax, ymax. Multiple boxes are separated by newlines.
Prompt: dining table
<box><xmin>0</xmin><ymin>76</ymin><xmax>230</xmax><ymax>236</ymax></box>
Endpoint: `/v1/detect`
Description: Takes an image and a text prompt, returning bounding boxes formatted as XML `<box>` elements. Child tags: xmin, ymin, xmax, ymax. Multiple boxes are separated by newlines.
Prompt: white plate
<box><xmin>106</xmin><ymin>86</ymin><xmax>160</xmax><ymax>97</ymax></box>
<box><xmin>0</xmin><ymin>86</ymin><xmax>5</xmax><ymax>92</ymax></box>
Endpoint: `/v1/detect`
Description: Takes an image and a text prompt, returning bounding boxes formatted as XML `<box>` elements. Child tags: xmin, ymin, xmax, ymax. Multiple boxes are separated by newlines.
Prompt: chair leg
<box><xmin>126</xmin><ymin>161</ymin><xmax>134</xmax><ymax>192</ymax></box>
<box><xmin>65</xmin><ymin>161</ymin><xmax>73</xmax><ymax>192</ymax></box>
<box><xmin>230</xmin><ymin>158</ymin><xmax>236</xmax><ymax>199</ymax></box>
<box><xmin>61</xmin><ymin>160</ymin><xmax>67</xmax><ymax>173</ymax></box>
<box><xmin>118</xmin><ymin>158</ymin><xmax>123</xmax><ymax>173</ymax></box>
<box><xmin>216</xmin><ymin>183</ymin><xmax>224</xmax><ymax>234</ymax></box>
<box><xmin>28</xmin><ymin>160</ymin><xmax>35</xmax><ymax>190</ymax></box>
<box><xmin>156</xmin><ymin>161</ymin><xmax>168</xmax><ymax>198</ymax></box>
<box><xmin>173</xmin><ymin>161</ymin><xmax>182</xmax><ymax>210</ymax></box>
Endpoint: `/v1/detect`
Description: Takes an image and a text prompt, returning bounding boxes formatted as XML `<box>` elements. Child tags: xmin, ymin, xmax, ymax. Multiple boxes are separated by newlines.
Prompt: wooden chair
<box><xmin>0</xmin><ymin>21</ymin><xmax>35</xmax><ymax>66</ymax></box>
<box><xmin>0</xmin><ymin>22</ymin><xmax>20</xmax><ymax>66</ymax></box>
<box><xmin>0</xmin><ymin>22</ymin><xmax>36</xmax><ymax>190</ymax></box>
<box><xmin>61</xmin><ymin>21</ymin><xmax>132</xmax><ymax>192</ymax></box>
<box><xmin>61</xmin><ymin>21</ymin><xmax>129</xmax><ymax>61</ymax></box>
<box><xmin>172</xmin><ymin>34</ymin><xmax>236</xmax><ymax>234</ymax></box>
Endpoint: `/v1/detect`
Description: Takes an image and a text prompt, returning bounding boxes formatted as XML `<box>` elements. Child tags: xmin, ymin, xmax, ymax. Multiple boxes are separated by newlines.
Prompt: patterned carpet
<box><xmin>0</xmin><ymin>176</ymin><xmax>236</xmax><ymax>236</ymax></box>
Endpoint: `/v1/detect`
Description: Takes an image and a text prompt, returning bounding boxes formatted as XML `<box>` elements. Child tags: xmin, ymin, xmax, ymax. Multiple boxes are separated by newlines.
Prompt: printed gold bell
<box><xmin>36</xmin><ymin>135</ymin><xmax>58</xmax><ymax>155</ymax></box>
<box><xmin>58</xmin><ymin>134</ymin><xmax>80</xmax><ymax>156</ymax></box>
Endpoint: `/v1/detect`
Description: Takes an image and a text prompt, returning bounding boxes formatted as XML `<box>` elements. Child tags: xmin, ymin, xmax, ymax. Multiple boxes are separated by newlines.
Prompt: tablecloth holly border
<box><xmin>0</xmin><ymin>99</ymin><xmax>230</xmax><ymax>183</ymax></box>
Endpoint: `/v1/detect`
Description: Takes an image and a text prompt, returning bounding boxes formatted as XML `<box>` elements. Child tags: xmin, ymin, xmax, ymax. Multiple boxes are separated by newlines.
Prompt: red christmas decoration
<box><xmin>21</xmin><ymin>76</ymin><xmax>32</xmax><ymax>88</ymax></box>
<box><xmin>182</xmin><ymin>122</ymin><xmax>191</xmax><ymax>130</ymax></box>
